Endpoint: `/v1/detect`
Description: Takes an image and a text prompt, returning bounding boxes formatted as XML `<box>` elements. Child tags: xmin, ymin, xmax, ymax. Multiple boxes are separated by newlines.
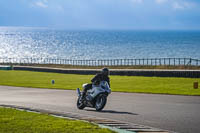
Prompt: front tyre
<box><xmin>95</xmin><ymin>94</ymin><xmax>107</xmax><ymax>111</ymax></box>
<box><xmin>77</xmin><ymin>97</ymin><xmax>85</xmax><ymax>110</ymax></box>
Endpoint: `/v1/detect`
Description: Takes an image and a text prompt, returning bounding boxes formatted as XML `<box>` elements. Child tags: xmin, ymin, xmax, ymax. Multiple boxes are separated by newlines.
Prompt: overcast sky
<box><xmin>0</xmin><ymin>0</ymin><xmax>200</xmax><ymax>30</ymax></box>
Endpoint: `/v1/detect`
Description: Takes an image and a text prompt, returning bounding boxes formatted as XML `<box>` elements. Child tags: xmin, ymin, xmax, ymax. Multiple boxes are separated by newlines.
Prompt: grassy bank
<box><xmin>0</xmin><ymin>70</ymin><xmax>199</xmax><ymax>95</ymax></box>
<box><xmin>0</xmin><ymin>107</ymin><xmax>114</xmax><ymax>133</ymax></box>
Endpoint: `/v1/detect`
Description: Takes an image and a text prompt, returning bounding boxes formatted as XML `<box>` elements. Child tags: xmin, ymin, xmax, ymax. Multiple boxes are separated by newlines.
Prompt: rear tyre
<box><xmin>95</xmin><ymin>94</ymin><xmax>107</xmax><ymax>111</ymax></box>
<box><xmin>77</xmin><ymin>97</ymin><xmax>85</xmax><ymax>110</ymax></box>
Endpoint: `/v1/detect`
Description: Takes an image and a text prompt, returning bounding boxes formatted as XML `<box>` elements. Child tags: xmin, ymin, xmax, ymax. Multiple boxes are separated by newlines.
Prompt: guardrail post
<box><xmin>111</xmin><ymin>59</ymin><xmax>113</xmax><ymax>66</ymax></box>
<box><xmin>159</xmin><ymin>58</ymin><xmax>161</xmax><ymax>65</ymax></box>
<box><xmin>184</xmin><ymin>58</ymin><xmax>186</xmax><ymax>66</ymax></box>
<box><xmin>188</xmin><ymin>58</ymin><xmax>192</xmax><ymax>66</ymax></box>
<box><xmin>195</xmin><ymin>59</ymin><xmax>198</xmax><ymax>66</ymax></box>
<box><xmin>174</xmin><ymin>58</ymin><xmax>176</xmax><ymax>66</ymax></box>
<box><xmin>164</xmin><ymin>58</ymin><xmax>166</xmax><ymax>66</ymax></box>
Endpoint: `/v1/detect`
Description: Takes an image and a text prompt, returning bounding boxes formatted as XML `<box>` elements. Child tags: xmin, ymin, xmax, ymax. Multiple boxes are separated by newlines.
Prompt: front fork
<box><xmin>77</xmin><ymin>88</ymin><xmax>81</xmax><ymax>97</ymax></box>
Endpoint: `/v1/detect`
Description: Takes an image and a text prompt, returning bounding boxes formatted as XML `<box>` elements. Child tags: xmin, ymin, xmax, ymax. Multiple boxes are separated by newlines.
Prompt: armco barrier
<box><xmin>1</xmin><ymin>58</ymin><xmax>200</xmax><ymax>66</ymax></box>
<box><xmin>13</xmin><ymin>66</ymin><xmax>200</xmax><ymax>78</ymax></box>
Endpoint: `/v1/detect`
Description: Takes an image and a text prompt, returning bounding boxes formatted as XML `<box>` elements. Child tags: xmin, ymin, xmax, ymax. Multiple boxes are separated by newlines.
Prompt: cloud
<box><xmin>55</xmin><ymin>5</ymin><xmax>64</xmax><ymax>12</ymax></box>
<box><xmin>172</xmin><ymin>1</ymin><xmax>195</xmax><ymax>10</ymax></box>
<box><xmin>155</xmin><ymin>0</ymin><xmax>168</xmax><ymax>4</ymax></box>
<box><xmin>173</xmin><ymin>2</ymin><xmax>184</xmax><ymax>9</ymax></box>
<box><xmin>131</xmin><ymin>0</ymin><xmax>143</xmax><ymax>4</ymax></box>
<box><xmin>35</xmin><ymin>1</ymin><xmax>48</xmax><ymax>8</ymax></box>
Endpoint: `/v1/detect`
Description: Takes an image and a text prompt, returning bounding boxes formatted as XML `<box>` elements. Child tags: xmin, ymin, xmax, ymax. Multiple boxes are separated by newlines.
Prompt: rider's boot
<box><xmin>80</xmin><ymin>84</ymin><xmax>91</xmax><ymax>101</ymax></box>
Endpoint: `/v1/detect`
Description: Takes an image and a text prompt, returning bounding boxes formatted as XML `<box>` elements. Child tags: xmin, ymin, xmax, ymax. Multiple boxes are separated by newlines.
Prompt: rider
<box><xmin>81</xmin><ymin>68</ymin><xmax>110</xmax><ymax>99</ymax></box>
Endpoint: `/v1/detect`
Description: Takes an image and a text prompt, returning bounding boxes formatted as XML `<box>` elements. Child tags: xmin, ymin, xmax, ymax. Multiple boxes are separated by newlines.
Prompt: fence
<box><xmin>0</xmin><ymin>58</ymin><xmax>200</xmax><ymax>66</ymax></box>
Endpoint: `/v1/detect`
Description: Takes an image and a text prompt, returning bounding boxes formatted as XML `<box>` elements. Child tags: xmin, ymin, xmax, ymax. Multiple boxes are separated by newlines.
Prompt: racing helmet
<box><xmin>102</xmin><ymin>67</ymin><xmax>109</xmax><ymax>76</ymax></box>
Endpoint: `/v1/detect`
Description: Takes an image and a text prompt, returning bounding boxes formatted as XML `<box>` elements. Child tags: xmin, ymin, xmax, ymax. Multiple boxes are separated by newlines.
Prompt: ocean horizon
<box><xmin>0</xmin><ymin>27</ymin><xmax>200</xmax><ymax>60</ymax></box>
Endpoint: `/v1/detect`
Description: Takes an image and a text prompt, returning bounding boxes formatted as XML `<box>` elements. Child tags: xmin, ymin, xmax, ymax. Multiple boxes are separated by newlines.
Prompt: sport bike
<box><xmin>76</xmin><ymin>81</ymin><xmax>111</xmax><ymax>111</ymax></box>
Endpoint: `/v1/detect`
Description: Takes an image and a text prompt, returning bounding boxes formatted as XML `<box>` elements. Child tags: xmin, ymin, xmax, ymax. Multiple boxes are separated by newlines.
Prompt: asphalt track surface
<box><xmin>0</xmin><ymin>86</ymin><xmax>200</xmax><ymax>133</ymax></box>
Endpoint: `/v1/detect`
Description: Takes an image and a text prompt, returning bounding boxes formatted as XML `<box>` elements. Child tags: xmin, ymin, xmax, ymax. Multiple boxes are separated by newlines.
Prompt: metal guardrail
<box><xmin>0</xmin><ymin>58</ymin><xmax>200</xmax><ymax>66</ymax></box>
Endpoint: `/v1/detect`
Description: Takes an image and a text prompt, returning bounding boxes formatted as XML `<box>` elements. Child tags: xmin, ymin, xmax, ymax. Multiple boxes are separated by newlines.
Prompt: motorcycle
<box><xmin>76</xmin><ymin>81</ymin><xmax>111</xmax><ymax>111</ymax></box>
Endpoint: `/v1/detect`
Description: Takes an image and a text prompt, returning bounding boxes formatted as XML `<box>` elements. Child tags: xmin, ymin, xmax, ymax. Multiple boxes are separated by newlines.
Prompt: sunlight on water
<box><xmin>0</xmin><ymin>27</ymin><xmax>200</xmax><ymax>59</ymax></box>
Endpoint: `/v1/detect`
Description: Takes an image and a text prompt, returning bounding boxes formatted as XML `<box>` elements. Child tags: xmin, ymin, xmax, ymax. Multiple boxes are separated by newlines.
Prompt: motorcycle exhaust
<box><xmin>77</xmin><ymin>88</ymin><xmax>81</xmax><ymax>97</ymax></box>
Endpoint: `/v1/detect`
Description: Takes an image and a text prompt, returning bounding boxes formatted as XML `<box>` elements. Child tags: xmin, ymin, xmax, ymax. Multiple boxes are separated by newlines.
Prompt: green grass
<box><xmin>0</xmin><ymin>107</ymin><xmax>115</xmax><ymax>133</ymax></box>
<box><xmin>0</xmin><ymin>70</ymin><xmax>200</xmax><ymax>95</ymax></box>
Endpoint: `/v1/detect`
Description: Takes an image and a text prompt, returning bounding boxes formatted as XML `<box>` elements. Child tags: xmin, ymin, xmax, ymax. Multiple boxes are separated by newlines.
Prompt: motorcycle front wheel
<box><xmin>77</xmin><ymin>97</ymin><xmax>85</xmax><ymax>110</ymax></box>
<box><xmin>95</xmin><ymin>94</ymin><xmax>107</xmax><ymax>111</ymax></box>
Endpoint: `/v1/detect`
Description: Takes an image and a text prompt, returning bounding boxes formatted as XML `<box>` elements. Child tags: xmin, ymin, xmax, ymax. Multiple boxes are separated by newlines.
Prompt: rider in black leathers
<box><xmin>81</xmin><ymin>68</ymin><xmax>110</xmax><ymax>99</ymax></box>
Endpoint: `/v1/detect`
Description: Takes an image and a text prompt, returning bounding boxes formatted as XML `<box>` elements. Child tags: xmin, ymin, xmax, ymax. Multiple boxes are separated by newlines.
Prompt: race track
<box><xmin>0</xmin><ymin>86</ymin><xmax>200</xmax><ymax>133</ymax></box>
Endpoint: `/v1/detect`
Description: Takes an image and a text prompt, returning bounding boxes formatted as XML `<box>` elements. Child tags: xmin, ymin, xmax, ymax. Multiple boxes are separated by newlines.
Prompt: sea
<box><xmin>0</xmin><ymin>27</ymin><xmax>200</xmax><ymax>60</ymax></box>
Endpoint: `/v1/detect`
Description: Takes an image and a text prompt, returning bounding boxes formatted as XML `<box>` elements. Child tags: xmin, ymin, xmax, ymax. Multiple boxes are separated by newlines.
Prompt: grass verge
<box><xmin>0</xmin><ymin>70</ymin><xmax>199</xmax><ymax>96</ymax></box>
<box><xmin>0</xmin><ymin>107</ymin><xmax>115</xmax><ymax>133</ymax></box>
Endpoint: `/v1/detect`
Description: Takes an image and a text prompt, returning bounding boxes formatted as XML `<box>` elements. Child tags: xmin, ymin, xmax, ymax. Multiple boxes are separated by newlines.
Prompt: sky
<box><xmin>0</xmin><ymin>0</ymin><xmax>200</xmax><ymax>30</ymax></box>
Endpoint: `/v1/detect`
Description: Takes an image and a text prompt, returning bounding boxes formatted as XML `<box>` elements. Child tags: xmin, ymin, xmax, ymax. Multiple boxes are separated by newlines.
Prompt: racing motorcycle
<box><xmin>76</xmin><ymin>81</ymin><xmax>111</xmax><ymax>111</ymax></box>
